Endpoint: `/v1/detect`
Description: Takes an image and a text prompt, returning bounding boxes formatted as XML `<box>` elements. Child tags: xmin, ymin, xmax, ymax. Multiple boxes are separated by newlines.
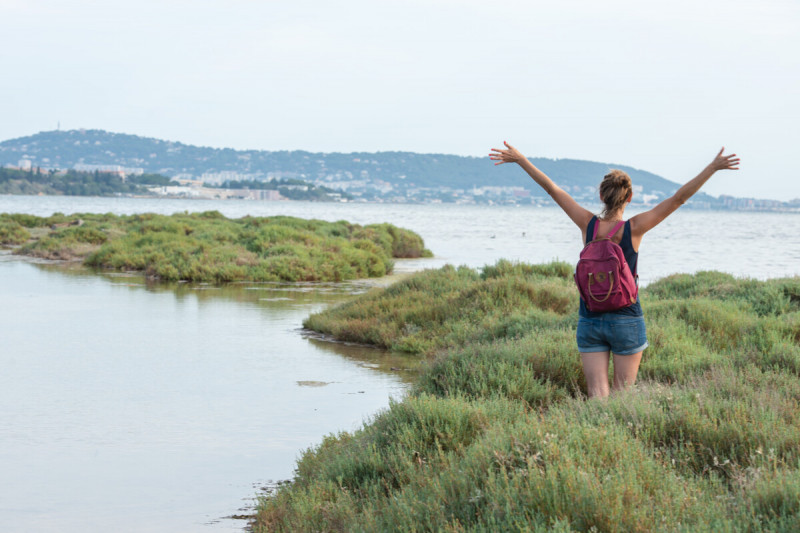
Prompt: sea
<box><xmin>1</xmin><ymin>195</ymin><xmax>798</xmax><ymax>532</ymax></box>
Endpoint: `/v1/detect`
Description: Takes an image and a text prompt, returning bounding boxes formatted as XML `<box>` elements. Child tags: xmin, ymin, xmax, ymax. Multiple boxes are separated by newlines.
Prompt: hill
<box><xmin>0</xmin><ymin>129</ymin><xmax>685</xmax><ymax>203</ymax></box>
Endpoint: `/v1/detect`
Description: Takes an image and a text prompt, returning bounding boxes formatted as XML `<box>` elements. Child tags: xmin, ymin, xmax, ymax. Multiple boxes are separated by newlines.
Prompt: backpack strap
<box><xmin>605</xmin><ymin>220</ymin><xmax>625</xmax><ymax>239</ymax></box>
<box><xmin>591</xmin><ymin>218</ymin><xmax>626</xmax><ymax>241</ymax></box>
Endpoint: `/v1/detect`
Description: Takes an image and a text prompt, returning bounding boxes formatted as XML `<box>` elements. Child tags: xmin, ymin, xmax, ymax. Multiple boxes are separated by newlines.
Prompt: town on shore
<box><xmin>2</xmin><ymin>129</ymin><xmax>797</xmax><ymax>212</ymax></box>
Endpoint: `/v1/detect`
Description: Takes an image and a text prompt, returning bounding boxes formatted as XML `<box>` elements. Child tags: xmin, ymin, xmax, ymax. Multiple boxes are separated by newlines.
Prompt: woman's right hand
<box><xmin>489</xmin><ymin>141</ymin><xmax>525</xmax><ymax>166</ymax></box>
<box><xmin>709</xmin><ymin>147</ymin><xmax>740</xmax><ymax>171</ymax></box>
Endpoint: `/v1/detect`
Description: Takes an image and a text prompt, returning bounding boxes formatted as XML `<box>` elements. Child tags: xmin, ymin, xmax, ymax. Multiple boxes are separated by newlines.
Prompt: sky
<box><xmin>1</xmin><ymin>0</ymin><xmax>798</xmax><ymax>200</ymax></box>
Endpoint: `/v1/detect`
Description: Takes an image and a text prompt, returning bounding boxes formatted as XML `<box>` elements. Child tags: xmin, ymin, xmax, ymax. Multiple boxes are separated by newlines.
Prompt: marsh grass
<box><xmin>303</xmin><ymin>260</ymin><xmax>576</xmax><ymax>353</ymax></box>
<box><xmin>258</xmin><ymin>261</ymin><xmax>800</xmax><ymax>531</ymax></box>
<box><xmin>0</xmin><ymin>218</ymin><xmax>30</xmax><ymax>245</ymax></box>
<box><xmin>0</xmin><ymin>211</ymin><xmax>432</xmax><ymax>282</ymax></box>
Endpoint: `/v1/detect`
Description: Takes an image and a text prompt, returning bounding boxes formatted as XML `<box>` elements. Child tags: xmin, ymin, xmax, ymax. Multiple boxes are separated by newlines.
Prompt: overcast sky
<box><xmin>1</xmin><ymin>0</ymin><xmax>798</xmax><ymax>199</ymax></box>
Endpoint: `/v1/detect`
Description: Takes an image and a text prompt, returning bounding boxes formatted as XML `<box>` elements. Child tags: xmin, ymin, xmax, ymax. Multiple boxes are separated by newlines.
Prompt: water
<box><xmin>1</xmin><ymin>195</ymin><xmax>799</xmax><ymax>532</ymax></box>
<box><xmin>0</xmin><ymin>253</ymin><xmax>418</xmax><ymax>532</ymax></box>
<box><xmin>2</xmin><ymin>195</ymin><xmax>798</xmax><ymax>284</ymax></box>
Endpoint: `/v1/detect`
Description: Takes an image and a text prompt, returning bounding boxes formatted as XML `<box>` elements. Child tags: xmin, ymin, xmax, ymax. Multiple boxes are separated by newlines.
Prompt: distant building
<box><xmin>174</xmin><ymin>178</ymin><xmax>204</xmax><ymax>188</ymax></box>
<box><xmin>249</xmin><ymin>189</ymin><xmax>282</xmax><ymax>201</ymax></box>
<box><xmin>148</xmin><ymin>185</ymin><xmax>200</xmax><ymax>197</ymax></box>
<box><xmin>73</xmin><ymin>163</ymin><xmax>144</xmax><ymax>178</ymax></box>
<box><xmin>200</xmin><ymin>171</ymin><xmax>252</xmax><ymax>185</ymax></box>
<box><xmin>147</xmin><ymin>185</ymin><xmax>284</xmax><ymax>201</ymax></box>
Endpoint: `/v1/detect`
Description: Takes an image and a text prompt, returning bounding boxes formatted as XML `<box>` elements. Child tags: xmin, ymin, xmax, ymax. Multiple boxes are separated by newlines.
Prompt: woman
<box><xmin>489</xmin><ymin>142</ymin><xmax>740</xmax><ymax>398</ymax></box>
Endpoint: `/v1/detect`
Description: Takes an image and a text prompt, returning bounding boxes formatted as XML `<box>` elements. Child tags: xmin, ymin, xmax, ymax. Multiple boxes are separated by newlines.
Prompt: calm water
<box><xmin>1</xmin><ymin>195</ymin><xmax>799</xmax><ymax>532</ymax></box>
<box><xmin>2</xmin><ymin>195</ymin><xmax>798</xmax><ymax>284</ymax></box>
<box><xmin>0</xmin><ymin>252</ymin><xmax>418</xmax><ymax>532</ymax></box>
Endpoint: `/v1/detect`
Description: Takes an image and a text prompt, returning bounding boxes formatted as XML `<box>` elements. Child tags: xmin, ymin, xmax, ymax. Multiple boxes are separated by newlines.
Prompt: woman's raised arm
<box><xmin>490</xmin><ymin>141</ymin><xmax>593</xmax><ymax>229</ymax></box>
<box><xmin>630</xmin><ymin>148</ymin><xmax>740</xmax><ymax>239</ymax></box>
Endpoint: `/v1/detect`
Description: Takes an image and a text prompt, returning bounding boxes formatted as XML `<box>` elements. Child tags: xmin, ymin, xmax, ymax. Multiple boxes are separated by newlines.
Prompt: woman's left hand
<box><xmin>710</xmin><ymin>147</ymin><xmax>740</xmax><ymax>171</ymax></box>
<box><xmin>489</xmin><ymin>141</ymin><xmax>524</xmax><ymax>166</ymax></box>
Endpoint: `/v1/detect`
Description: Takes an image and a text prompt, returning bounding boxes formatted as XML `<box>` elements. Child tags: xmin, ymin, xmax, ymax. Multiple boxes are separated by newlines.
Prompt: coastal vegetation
<box><xmin>256</xmin><ymin>261</ymin><xmax>800</xmax><ymax>531</ymax></box>
<box><xmin>0</xmin><ymin>212</ymin><xmax>431</xmax><ymax>282</ymax></box>
<box><xmin>0</xmin><ymin>166</ymin><xmax>348</xmax><ymax>201</ymax></box>
<box><xmin>0</xmin><ymin>166</ymin><xmax>171</xmax><ymax>196</ymax></box>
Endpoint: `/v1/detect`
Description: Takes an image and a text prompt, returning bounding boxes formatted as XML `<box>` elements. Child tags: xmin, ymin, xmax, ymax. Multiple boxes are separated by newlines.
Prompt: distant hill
<box><xmin>0</xmin><ymin>130</ymin><xmax>682</xmax><ymax>198</ymax></box>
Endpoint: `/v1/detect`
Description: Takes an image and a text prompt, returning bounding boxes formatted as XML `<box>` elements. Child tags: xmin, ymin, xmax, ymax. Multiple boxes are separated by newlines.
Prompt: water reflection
<box><xmin>304</xmin><ymin>335</ymin><xmax>423</xmax><ymax>383</ymax></box>
<box><xmin>31</xmin><ymin>262</ymin><xmax>422</xmax><ymax>381</ymax></box>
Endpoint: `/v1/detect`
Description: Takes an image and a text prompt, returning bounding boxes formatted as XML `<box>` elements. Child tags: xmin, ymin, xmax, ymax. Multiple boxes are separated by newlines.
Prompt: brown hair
<box><xmin>599</xmin><ymin>169</ymin><xmax>632</xmax><ymax>218</ymax></box>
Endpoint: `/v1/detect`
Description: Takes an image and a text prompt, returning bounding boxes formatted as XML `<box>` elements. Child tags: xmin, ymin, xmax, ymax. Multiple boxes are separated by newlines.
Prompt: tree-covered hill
<box><xmin>0</xmin><ymin>129</ymin><xmax>682</xmax><ymax>197</ymax></box>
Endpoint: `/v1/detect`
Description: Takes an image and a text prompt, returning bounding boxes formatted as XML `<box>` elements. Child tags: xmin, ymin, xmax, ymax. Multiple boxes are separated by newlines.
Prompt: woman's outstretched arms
<box><xmin>630</xmin><ymin>148</ymin><xmax>740</xmax><ymax>240</ymax></box>
<box><xmin>490</xmin><ymin>141</ymin><xmax>593</xmax><ymax>229</ymax></box>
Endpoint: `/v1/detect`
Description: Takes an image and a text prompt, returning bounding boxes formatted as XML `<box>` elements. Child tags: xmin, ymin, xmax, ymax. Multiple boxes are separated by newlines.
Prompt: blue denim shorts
<box><xmin>576</xmin><ymin>315</ymin><xmax>649</xmax><ymax>356</ymax></box>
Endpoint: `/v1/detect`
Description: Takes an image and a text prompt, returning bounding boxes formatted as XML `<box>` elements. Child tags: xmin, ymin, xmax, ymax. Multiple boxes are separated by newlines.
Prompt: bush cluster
<box><xmin>0</xmin><ymin>218</ymin><xmax>31</xmax><ymax>245</ymax></box>
<box><xmin>0</xmin><ymin>211</ymin><xmax>432</xmax><ymax>282</ymax></box>
<box><xmin>258</xmin><ymin>261</ymin><xmax>800</xmax><ymax>532</ymax></box>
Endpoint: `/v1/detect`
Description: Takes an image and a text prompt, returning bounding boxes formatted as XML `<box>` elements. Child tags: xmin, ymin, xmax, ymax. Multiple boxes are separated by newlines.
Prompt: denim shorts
<box><xmin>576</xmin><ymin>314</ymin><xmax>649</xmax><ymax>356</ymax></box>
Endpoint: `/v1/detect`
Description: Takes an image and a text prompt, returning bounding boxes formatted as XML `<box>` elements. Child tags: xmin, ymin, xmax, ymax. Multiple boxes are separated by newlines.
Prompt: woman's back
<box><xmin>580</xmin><ymin>216</ymin><xmax>641</xmax><ymax>318</ymax></box>
<box><xmin>489</xmin><ymin>141</ymin><xmax>739</xmax><ymax>398</ymax></box>
<box><xmin>583</xmin><ymin>217</ymin><xmax>634</xmax><ymax>250</ymax></box>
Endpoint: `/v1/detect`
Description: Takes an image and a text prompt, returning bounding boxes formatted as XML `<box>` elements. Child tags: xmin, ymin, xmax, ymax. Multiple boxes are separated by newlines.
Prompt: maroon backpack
<box><xmin>574</xmin><ymin>220</ymin><xmax>638</xmax><ymax>312</ymax></box>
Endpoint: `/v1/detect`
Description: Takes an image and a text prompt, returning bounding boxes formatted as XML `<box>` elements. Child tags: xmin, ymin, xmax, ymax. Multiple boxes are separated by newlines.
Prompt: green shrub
<box><xmin>480</xmin><ymin>258</ymin><xmax>573</xmax><ymax>280</ymax></box>
<box><xmin>646</xmin><ymin>271</ymin><xmax>798</xmax><ymax>316</ymax></box>
<box><xmin>2</xmin><ymin>213</ymin><xmax>46</xmax><ymax>228</ymax></box>
<box><xmin>0</xmin><ymin>218</ymin><xmax>30</xmax><ymax>245</ymax></box>
<box><xmin>256</xmin><ymin>394</ymin><xmax>735</xmax><ymax>532</ymax></box>
<box><xmin>56</xmin><ymin>225</ymin><xmax>108</xmax><ymax>244</ymax></box>
<box><xmin>12</xmin><ymin>212</ymin><xmax>430</xmax><ymax>283</ymax></box>
<box><xmin>304</xmin><ymin>261</ymin><xmax>575</xmax><ymax>355</ymax></box>
<box><xmin>265</xmin><ymin>267</ymin><xmax>800</xmax><ymax>532</ymax></box>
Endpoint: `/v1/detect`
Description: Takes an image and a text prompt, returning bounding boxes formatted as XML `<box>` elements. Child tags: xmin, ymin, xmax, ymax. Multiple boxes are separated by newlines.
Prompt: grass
<box><xmin>0</xmin><ymin>218</ymin><xmax>31</xmax><ymax>245</ymax></box>
<box><xmin>256</xmin><ymin>260</ymin><xmax>800</xmax><ymax>532</ymax></box>
<box><xmin>303</xmin><ymin>260</ymin><xmax>576</xmax><ymax>353</ymax></box>
<box><xmin>0</xmin><ymin>211</ymin><xmax>432</xmax><ymax>282</ymax></box>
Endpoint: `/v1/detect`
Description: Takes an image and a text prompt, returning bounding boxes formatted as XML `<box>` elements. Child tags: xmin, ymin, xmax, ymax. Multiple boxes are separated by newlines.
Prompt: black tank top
<box><xmin>578</xmin><ymin>216</ymin><xmax>643</xmax><ymax>318</ymax></box>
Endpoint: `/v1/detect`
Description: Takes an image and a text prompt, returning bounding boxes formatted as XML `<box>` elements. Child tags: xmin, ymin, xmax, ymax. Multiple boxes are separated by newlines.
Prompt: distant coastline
<box><xmin>2</xmin><ymin>129</ymin><xmax>798</xmax><ymax>212</ymax></box>
<box><xmin>2</xmin><ymin>189</ymin><xmax>798</xmax><ymax>213</ymax></box>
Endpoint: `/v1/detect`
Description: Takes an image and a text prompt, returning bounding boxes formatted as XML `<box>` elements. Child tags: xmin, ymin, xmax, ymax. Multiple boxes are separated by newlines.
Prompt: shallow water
<box><xmin>0</xmin><ymin>195</ymin><xmax>798</xmax><ymax>532</ymax></box>
<box><xmin>0</xmin><ymin>256</ymin><xmax>418</xmax><ymax>532</ymax></box>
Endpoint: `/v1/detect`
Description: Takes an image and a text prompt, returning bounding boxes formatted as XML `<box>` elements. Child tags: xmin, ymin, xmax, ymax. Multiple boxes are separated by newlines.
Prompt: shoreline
<box><xmin>2</xmin><ymin>192</ymin><xmax>800</xmax><ymax>213</ymax></box>
<box><xmin>254</xmin><ymin>261</ymin><xmax>800</xmax><ymax>531</ymax></box>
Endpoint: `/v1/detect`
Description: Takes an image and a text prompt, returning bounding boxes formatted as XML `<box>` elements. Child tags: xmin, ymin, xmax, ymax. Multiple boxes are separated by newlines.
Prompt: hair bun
<box><xmin>604</xmin><ymin>169</ymin><xmax>631</xmax><ymax>187</ymax></box>
<box><xmin>599</xmin><ymin>169</ymin><xmax>633</xmax><ymax>217</ymax></box>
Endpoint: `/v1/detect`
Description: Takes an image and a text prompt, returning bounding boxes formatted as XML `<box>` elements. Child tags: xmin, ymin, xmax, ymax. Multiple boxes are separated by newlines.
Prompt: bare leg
<box><xmin>581</xmin><ymin>351</ymin><xmax>611</xmax><ymax>399</ymax></box>
<box><xmin>612</xmin><ymin>351</ymin><xmax>643</xmax><ymax>391</ymax></box>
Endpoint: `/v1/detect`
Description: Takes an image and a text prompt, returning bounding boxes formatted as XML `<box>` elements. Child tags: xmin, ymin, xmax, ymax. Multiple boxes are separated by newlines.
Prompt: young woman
<box><xmin>489</xmin><ymin>142</ymin><xmax>740</xmax><ymax>398</ymax></box>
